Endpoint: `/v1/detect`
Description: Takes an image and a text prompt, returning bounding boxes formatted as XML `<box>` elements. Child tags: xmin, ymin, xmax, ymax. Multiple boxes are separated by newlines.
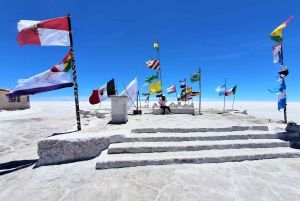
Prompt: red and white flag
<box><xmin>17</xmin><ymin>16</ymin><xmax>70</xmax><ymax>47</ymax></box>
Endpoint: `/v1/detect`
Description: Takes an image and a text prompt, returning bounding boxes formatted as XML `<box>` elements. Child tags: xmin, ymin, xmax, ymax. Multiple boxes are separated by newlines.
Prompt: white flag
<box><xmin>6</xmin><ymin>70</ymin><xmax>73</xmax><ymax>99</ymax></box>
<box><xmin>119</xmin><ymin>78</ymin><xmax>138</xmax><ymax>111</ymax></box>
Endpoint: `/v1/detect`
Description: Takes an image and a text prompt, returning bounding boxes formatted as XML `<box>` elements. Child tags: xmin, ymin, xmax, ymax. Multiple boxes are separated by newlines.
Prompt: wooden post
<box><xmin>68</xmin><ymin>14</ymin><xmax>81</xmax><ymax>131</ymax></box>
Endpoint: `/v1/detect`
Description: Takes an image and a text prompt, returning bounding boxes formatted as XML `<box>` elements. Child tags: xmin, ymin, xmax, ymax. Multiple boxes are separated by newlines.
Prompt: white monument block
<box><xmin>110</xmin><ymin>96</ymin><xmax>128</xmax><ymax>123</ymax></box>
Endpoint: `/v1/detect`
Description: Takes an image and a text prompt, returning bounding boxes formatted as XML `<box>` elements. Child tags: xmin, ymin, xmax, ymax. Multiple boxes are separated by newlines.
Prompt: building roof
<box><xmin>0</xmin><ymin>88</ymin><xmax>11</xmax><ymax>92</ymax></box>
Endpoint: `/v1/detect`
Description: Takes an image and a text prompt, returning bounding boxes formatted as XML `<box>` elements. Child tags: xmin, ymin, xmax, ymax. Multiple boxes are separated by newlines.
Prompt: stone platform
<box><xmin>36</xmin><ymin>126</ymin><xmax>300</xmax><ymax>168</ymax></box>
<box><xmin>152</xmin><ymin>102</ymin><xmax>195</xmax><ymax>115</ymax></box>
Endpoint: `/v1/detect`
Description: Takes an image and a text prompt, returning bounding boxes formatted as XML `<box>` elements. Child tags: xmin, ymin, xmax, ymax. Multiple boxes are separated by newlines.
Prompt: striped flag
<box><xmin>273</xmin><ymin>43</ymin><xmax>283</xmax><ymax>64</ymax></box>
<box><xmin>270</xmin><ymin>16</ymin><xmax>293</xmax><ymax>42</ymax></box>
<box><xmin>215</xmin><ymin>84</ymin><xmax>226</xmax><ymax>96</ymax></box>
<box><xmin>154</xmin><ymin>39</ymin><xmax>159</xmax><ymax>51</ymax></box>
<box><xmin>225</xmin><ymin>85</ymin><xmax>237</xmax><ymax>96</ymax></box>
<box><xmin>6</xmin><ymin>52</ymin><xmax>74</xmax><ymax>99</ymax></box>
<box><xmin>190</xmin><ymin>92</ymin><xmax>200</xmax><ymax>97</ymax></box>
<box><xmin>146</xmin><ymin>59</ymin><xmax>160</xmax><ymax>70</ymax></box>
<box><xmin>167</xmin><ymin>85</ymin><xmax>176</xmax><ymax>94</ymax></box>
<box><xmin>156</xmin><ymin>91</ymin><xmax>163</xmax><ymax>97</ymax></box>
<box><xmin>186</xmin><ymin>86</ymin><xmax>192</xmax><ymax>94</ymax></box>
<box><xmin>268</xmin><ymin>82</ymin><xmax>286</xmax><ymax>110</ymax></box>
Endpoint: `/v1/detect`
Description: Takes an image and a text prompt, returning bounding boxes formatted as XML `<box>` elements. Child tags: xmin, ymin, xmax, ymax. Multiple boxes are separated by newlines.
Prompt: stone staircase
<box><xmin>96</xmin><ymin>129</ymin><xmax>300</xmax><ymax>170</ymax></box>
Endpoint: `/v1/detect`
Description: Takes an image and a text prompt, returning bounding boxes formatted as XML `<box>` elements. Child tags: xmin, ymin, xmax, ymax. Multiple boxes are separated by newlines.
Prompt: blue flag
<box><xmin>215</xmin><ymin>84</ymin><xmax>226</xmax><ymax>96</ymax></box>
<box><xmin>268</xmin><ymin>82</ymin><xmax>286</xmax><ymax>110</ymax></box>
<box><xmin>179</xmin><ymin>79</ymin><xmax>186</xmax><ymax>88</ymax></box>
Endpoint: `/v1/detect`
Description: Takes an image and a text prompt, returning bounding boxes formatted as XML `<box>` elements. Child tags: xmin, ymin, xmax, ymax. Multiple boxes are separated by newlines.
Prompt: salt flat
<box><xmin>0</xmin><ymin>100</ymin><xmax>300</xmax><ymax>200</ymax></box>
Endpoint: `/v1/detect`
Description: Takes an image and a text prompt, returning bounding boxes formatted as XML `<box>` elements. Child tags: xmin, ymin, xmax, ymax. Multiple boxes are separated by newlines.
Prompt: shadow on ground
<box><xmin>0</xmin><ymin>159</ymin><xmax>38</xmax><ymax>176</ymax></box>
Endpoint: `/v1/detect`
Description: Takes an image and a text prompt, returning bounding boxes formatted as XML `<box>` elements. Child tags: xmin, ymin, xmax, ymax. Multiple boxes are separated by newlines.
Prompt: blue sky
<box><xmin>1</xmin><ymin>0</ymin><xmax>299</xmax><ymax>102</ymax></box>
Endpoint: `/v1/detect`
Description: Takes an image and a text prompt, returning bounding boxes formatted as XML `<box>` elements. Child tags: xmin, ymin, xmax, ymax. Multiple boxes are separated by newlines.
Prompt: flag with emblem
<box><xmin>119</xmin><ymin>78</ymin><xmax>138</xmax><ymax>110</ymax></box>
<box><xmin>16</xmin><ymin>16</ymin><xmax>70</xmax><ymax>47</ymax></box>
<box><xmin>89</xmin><ymin>78</ymin><xmax>115</xmax><ymax>105</ymax></box>
<box><xmin>190</xmin><ymin>72</ymin><xmax>200</xmax><ymax>83</ymax></box>
<box><xmin>6</xmin><ymin>52</ymin><xmax>73</xmax><ymax>99</ymax></box>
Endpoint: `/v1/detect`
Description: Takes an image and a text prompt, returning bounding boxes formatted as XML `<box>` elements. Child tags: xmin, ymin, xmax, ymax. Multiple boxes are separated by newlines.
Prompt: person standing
<box><xmin>158</xmin><ymin>95</ymin><xmax>172</xmax><ymax>115</ymax></box>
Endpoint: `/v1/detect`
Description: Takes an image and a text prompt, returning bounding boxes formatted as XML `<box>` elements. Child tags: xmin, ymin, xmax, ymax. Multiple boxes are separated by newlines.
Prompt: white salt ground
<box><xmin>0</xmin><ymin>100</ymin><xmax>300</xmax><ymax>200</ymax></box>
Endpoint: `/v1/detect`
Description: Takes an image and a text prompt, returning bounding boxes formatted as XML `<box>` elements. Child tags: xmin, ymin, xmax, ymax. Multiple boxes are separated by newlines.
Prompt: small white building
<box><xmin>0</xmin><ymin>88</ymin><xmax>30</xmax><ymax>110</ymax></box>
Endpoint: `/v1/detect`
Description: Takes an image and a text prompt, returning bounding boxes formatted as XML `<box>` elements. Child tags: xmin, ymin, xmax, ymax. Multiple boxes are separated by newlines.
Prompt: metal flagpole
<box><xmin>68</xmin><ymin>14</ymin><xmax>81</xmax><ymax>131</ymax></box>
<box><xmin>154</xmin><ymin>25</ymin><xmax>163</xmax><ymax>89</ymax></box>
<box><xmin>223</xmin><ymin>78</ymin><xmax>226</xmax><ymax>113</ymax></box>
<box><xmin>281</xmin><ymin>44</ymin><xmax>287</xmax><ymax>123</ymax></box>
<box><xmin>232</xmin><ymin>89</ymin><xmax>236</xmax><ymax>110</ymax></box>
<box><xmin>199</xmin><ymin>67</ymin><xmax>202</xmax><ymax>114</ymax></box>
<box><xmin>175</xmin><ymin>86</ymin><xmax>178</xmax><ymax>103</ymax></box>
<box><xmin>185</xmin><ymin>78</ymin><xmax>187</xmax><ymax>104</ymax></box>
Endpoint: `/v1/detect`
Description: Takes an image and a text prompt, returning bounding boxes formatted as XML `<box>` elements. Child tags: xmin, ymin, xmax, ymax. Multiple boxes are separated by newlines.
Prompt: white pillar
<box><xmin>110</xmin><ymin>96</ymin><xmax>128</xmax><ymax>123</ymax></box>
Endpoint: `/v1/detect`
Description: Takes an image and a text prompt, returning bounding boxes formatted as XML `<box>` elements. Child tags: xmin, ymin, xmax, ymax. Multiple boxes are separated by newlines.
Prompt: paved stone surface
<box><xmin>96</xmin><ymin>148</ymin><xmax>300</xmax><ymax>169</ymax></box>
<box><xmin>108</xmin><ymin>139</ymin><xmax>290</xmax><ymax>154</ymax></box>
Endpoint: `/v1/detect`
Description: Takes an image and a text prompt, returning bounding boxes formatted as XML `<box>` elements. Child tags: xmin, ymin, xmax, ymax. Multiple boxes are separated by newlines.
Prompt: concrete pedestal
<box><xmin>110</xmin><ymin>96</ymin><xmax>128</xmax><ymax>123</ymax></box>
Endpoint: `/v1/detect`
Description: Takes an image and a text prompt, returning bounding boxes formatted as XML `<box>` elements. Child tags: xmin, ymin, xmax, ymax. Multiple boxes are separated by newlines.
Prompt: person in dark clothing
<box><xmin>158</xmin><ymin>95</ymin><xmax>172</xmax><ymax>115</ymax></box>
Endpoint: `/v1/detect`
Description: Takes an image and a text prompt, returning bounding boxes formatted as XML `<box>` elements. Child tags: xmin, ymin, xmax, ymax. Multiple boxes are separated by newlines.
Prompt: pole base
<box><xmin>133</xmin><ymin>110</ymin><xmax>142</xmax><ymax>115</ymax></box>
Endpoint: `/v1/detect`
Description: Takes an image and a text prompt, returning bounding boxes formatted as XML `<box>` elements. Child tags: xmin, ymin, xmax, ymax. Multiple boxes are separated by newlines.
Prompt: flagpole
<box><xmin>232</xmin><ymin>91</ymin><xmax>235</xmax><ymax>110</ymax></box>
<box><xmin>68</xmin><ymin>14</ymin><xmax>81</xmax><ymax>131</ymax></box>
<box><xmin>281</xmin><ymin>45</ymin><xmax>287</xmax><ymax>123</ymax></box>
<box><xmin>175</xmin><ymin>85</ymin><xmax>178</xmax><ymax>104</ymax></box>
<box><xmin>223</xmin><ymin>78</ymin><xmax>226</xmax><ymax>113</ymax></box>
<box><xmin>154</xmin><ymin>25</ymin><xmax>163</xmax><ymax>89</ymax></box>
<box><xmin>199</xmin><ymin>67</ymin><xmax>202</xmax><ymax>115</ymax></box>
<box><xmin>185</xmin><ymin>78</ymin><xmax>187</xmax><ymax>104</ymax></box>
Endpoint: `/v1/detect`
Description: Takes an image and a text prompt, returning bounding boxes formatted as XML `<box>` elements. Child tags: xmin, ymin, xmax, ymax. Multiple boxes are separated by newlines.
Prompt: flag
<box><xmin>268</xmin><ymin>82</ymin><xmax>286</xmax><ymax>110</ymax></box>
<box><xmin>51</xmin><ymin>51</ymin><xmax>72</xmax><ymax>72</ymax></box>
<box><xmin>178</xmin><ymin>94</ymin><xmax>188</xmax><ymax>101</ymax></box>
<box><xmin>142</xmin><ymin>91</ymin><xmax>150</xmax><ymax>96</ymax></box>
<box><xmin>16</xmin><ymin>16</ymin><xmax>70</xmax><ymax>47</ymax></box>
<box><xmin>149</xmin><ymin>80</ymin><xmax>162</xmax><ymax>94</ymax></box>
<box><xmin>270</xmin><ymin>16</ymin><xmax>293</xmax><ymax>42</ymax></box>
<box><xmin>180</xmin><ymin>79</ymin><xmax>186</xmax><ymax>88</ymax></box>
<box><xmin>145</xmin><ymin>96</ymin><xmax>150</xmax><ymax>103</ymax></box>
<box><xmin>141</xmin><ymin>81</ymin><xmax>151</xmax><ymax>90</ymax></box>
<box><xmin>146</xmin><ymin>59</ymin><xmax>160</xmax><ymax>70</ymax></box>
<box><xmin>215</xmin><ymin>84</ymin><xmax>226</xmax><ymax>96</ymax></box>
<box><xmin>6</xmin><ymin>53</ymin><xmax>74</xmax><ymax>99</ymax></box>
<box><xmin>154</xmin><ymin>39</ymin><xmax>159</xmax><ymax>51</ymax></box>
<box><xmin>188</xmin><ymin>95</ymin><xmax>193</xmax><ymax>100</ymax></box>
<box><xmin>180</xmin><ymin>88</ymin><xmax>186</xmax><ymax>96</ymax></box>
<box><xmin>167</xmin><ymin>85</ymin><xmax>176</xmax><ymax>94</ymax></box>
<box><xmin>277</xmin><ymin>83</ymin><xmax>286</xmax><ymax>111</ymax></box>
<box><xmin>190</xmin><ymin>92</ymin><xmax>200</xmax><ymax>97</ymax></box>
<box><xmin>225</xmin><ymin>85</ymin><xmax>237</xmax><ymax>96</ymax></box>
<box><xmin>177</xmin><ymin>89</ymin><xmax>187</xmax><ymax>101</ymax></box>
<box><xmin>145</xmin><ymin>72</ymin><xmax>159</xmax><ymax>83</ymax></box>
<box><xmin>186</xmin><ymin>86</ymin><xmax>192</xmax><ymax>94</ymax></box>
<box><xmin>156</xmin><ymin>91</ymin><xmax>163</xmax><ymax>97</ymax></box>
<box><xmin>119</xmin><ymin>78</ymin><xmax>138</xmax><ymax>111</ymax></box>
<box><xmin>273</xmin><ymin>43</ymin><xmax>283</xmax><ymax>64</ymax></box>
<box><xmin>190</xmin><ymin>72</ymin><xmax>200</xmax><ymax>83</ymax></box>
<box><xmin>278</xmin><ymin>65</ymin><xmax>289</xmax><ymax>79</ymax></box>
<box><xmin>89</xmin><ymin>79</ymin><xmax>115</xmax><ymax>105</ymax></box>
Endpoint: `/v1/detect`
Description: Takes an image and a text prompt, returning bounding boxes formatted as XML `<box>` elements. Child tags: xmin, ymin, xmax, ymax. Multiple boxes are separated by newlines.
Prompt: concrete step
<box><xmin>108</xmin><ymin>139</ymin><xmax>290</xmax><ymax>154</ymax></box>
<box><xmin>120</xmin><ymin>131</ymin><xmax>299</xmax><ymax>143</ymax></box>
<box><xmin>96</xmin><ymin>147</ymin><xmax>300</xmax><ymax>169</ymax></box>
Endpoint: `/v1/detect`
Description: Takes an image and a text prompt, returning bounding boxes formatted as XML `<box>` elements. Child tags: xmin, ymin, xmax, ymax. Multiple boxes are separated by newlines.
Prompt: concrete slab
<box><xmin>96</xmin><ymin>147</ymin><xmax>300</xmax><ymax>169</ymax></box>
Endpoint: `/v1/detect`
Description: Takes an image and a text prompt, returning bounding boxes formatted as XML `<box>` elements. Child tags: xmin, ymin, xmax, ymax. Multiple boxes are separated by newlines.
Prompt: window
<box><xmin>9</xmin><ymin>96</ymin><xmax>20</xmax><ymax>102</ymax></box>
